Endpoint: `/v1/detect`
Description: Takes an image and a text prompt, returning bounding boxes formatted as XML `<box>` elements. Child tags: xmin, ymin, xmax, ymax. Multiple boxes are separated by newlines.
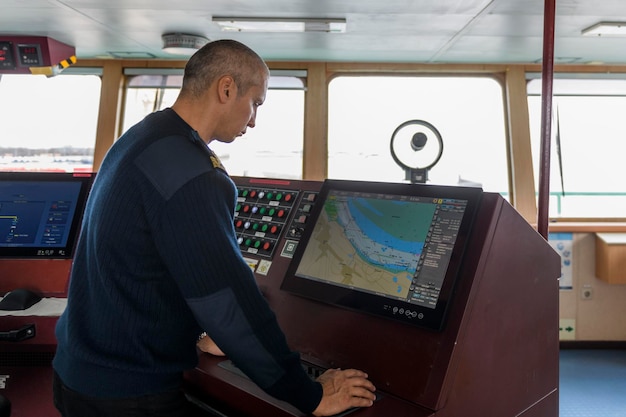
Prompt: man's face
<box><xmin>216</xmin><ymin>75</ymin><xmax>268</xmax><ymax>144</ymax></box>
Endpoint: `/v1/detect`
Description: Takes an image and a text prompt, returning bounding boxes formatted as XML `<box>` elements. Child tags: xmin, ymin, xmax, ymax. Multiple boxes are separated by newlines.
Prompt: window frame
<box><xmin>527</xmin><ymin>72</ymin><xmax>626</xmax><ymax>221</ymax></box>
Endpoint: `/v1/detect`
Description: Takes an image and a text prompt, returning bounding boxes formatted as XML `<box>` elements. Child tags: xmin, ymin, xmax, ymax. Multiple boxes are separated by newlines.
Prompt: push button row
<box><xmin>237</xmin><ymin>236</ymin><xmax>273</xmax><ymax>252</ymax></box>
<box><xmin>235</xmin><ymin>220</ymin><xmax>280</xmax><ymax>235</ymax></box>
<box><xmin>235</xmin><ymin>204</ymin><xmax>287</xmax><ymax>219</ymax></box>
<box><xmin>238</xmin><ymin>189</ymin><xmax>295</xmax><ymax>203</ymax></box>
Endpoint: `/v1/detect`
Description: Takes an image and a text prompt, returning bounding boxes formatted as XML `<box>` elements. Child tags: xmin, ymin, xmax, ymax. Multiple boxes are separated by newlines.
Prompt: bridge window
<box><xmin>527</xmin><ymin>76</ymin><xmax>626</xmax><ymax>219</ymax></box>
<box><xmin>0</xmin><ymin>69</ymin><xmax>101</xmax><ymax>172</ymax></box>
<box><xmin>327</xmin><ymin>76</ymin><xmax>508</xmax><ymax>195</ymax></box>
<box><xmin>123</xmin><ymin>69</ymin><xmax>306</xmax><ymax>179</ymax></box>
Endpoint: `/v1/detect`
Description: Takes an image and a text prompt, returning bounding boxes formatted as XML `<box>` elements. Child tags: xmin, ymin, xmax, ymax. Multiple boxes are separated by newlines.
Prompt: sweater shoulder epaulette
<box><xmin>135</xmin><ymin>135</ymin><xmax>219</xmax><ymax>201</ymax></box>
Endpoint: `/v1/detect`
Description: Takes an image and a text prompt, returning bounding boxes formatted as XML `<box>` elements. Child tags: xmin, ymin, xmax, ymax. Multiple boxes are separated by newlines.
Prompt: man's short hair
<box><xmin>181</xmin><ymin>39</ymin><xmax>269</xmax><ymax>98</ymax></box>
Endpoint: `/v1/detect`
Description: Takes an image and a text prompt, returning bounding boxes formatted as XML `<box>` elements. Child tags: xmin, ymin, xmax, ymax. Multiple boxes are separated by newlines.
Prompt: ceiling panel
<box><xmin>0</xmin><ymin>0</ymin><xmax>626</xmax><ymax>64</ymax></box>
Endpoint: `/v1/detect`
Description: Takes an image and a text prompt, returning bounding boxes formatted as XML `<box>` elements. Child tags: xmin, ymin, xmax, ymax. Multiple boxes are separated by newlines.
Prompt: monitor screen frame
<box><xmin>281</xmin><ymin>179</ymin><xmax>483</xmax><ymax>331</ymax></box>
<box><xmin>0</xmin><ymin>171</ymin><xmax>94</xmax><ymax>259</ymax></box>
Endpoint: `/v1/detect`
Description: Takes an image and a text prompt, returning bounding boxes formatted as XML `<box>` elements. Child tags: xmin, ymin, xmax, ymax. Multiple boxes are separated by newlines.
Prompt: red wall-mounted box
<box><xmin>0</xmin><ymin>36</ymin><xmax>75</xmax><ymax>74</ymax></box>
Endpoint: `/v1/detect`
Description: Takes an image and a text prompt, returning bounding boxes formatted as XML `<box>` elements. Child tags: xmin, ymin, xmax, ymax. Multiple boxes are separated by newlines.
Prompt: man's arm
<box><xmin>198</xmin><ymin>334</ymin><xmax>377</xmax><ymax>416</ymax></box>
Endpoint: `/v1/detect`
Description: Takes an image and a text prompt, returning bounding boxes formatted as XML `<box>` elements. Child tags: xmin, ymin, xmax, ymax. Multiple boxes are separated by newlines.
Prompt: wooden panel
<box><xmin>595</xmin><ymin>233</ymin><xmax>626</xmax><ymax>284</ymax></box>
<box><xmin>436</xmin><ymin>195</ymin><xmax>560</xmax><ymax>416</ymax></box>
<box><xmin>0</xmin><ymin>260</ymin><xmax>71</xmax><ymax>296</ymax></box>
<box><xmin>92</xmin><ymin>60</ymin><xmax>123</xmax><ymax>172</ymax></box>
<box><xmin>504</xmin><ymin>66</ymin><xmax>537</xmax><ymax>223</ymax></box>
<box><xmin>0</xmin><ymin>316</ymin><xmax>59</xmax><ymax>348</ymax></box>
<box><xmin>302</xmin><ymin>62</ymin><xmax>328</xmax><ymax>181</ymax></box>
<box><xmin>0</xmin><ymin>366</ymin><xmax>59</xmax><ymax>417</ymax></box>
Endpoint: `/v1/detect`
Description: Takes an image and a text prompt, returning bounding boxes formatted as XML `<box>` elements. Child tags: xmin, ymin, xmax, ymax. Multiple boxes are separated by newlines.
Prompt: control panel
<box><xmin>232</xmin><ymin>177</ymin><xmax>320</xmax><ymax>260</ymax></box>
<box><xmin>187</xmin><ymin>185</ymin><xmax>561</xmax><ymax>417</ymax></box>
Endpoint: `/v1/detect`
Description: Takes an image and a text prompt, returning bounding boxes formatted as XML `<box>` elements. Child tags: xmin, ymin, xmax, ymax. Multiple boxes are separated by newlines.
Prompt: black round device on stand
<box><xmin>390</xmin><ymin>119</ymin><xmax>444</xmax><ymax>183</ymax></box>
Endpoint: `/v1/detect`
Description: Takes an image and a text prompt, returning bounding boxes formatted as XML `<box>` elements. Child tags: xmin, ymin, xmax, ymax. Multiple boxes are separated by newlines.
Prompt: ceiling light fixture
<box><xmin>162</xmin><ymin>33</ymin><xmax>209</xmax><ymax>55</ymax></box>
<box><xmin>212</xmin><ymin>17</ymin><xmax>346</xmax><ymax>33</ymax></box>
<box><xmin>581</xmin><ymin>22</ymin><xmax>626</xmax><ymax>37</ymax></box>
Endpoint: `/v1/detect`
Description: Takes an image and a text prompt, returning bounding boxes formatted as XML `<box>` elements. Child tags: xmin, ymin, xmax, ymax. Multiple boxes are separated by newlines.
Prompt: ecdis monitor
<box><xmin>0</xmin><ymin>172</ymin><xmax>94</xmax><ymax>259</ymax></box>
<box><xmin>281</xmin><ymin>179</ymin><xmax>483</xmax><ymax>331</ymax></box>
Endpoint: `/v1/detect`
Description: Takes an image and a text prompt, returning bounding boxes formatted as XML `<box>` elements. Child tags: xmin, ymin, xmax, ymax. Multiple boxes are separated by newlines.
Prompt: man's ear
<box><xmin>218</xmin><ymin>75</ymin><xmax>235</xmax><ymax>102</ymax></box>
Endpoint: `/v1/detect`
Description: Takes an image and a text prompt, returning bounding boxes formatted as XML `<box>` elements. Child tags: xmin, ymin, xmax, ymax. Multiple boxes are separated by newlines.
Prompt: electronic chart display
<box><xmin>282</xmin><ymin>179</ymin><xmax>482</xmax><ymax>331</ymax></box>
<box><xmin>0</xmin><ymin>172</ymin><xmax>93</xmax><ymax>258</ymax></box>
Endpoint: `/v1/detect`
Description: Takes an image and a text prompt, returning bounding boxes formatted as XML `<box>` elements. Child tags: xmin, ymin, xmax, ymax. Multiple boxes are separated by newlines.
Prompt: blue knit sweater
<box><xmin>53</xmin><ymin>108</ymin><xmax>322</xmax><ymax>414</ymax></box>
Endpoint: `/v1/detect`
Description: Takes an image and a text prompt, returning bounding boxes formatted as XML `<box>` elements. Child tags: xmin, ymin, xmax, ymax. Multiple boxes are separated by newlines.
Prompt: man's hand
<box><xmin>196</xmin><ymin>333</ymin><xmax>226</xmax><ymax>356</ymax></box>
<box><xmin>312</xmin><ymin>368</ymin><xmax>376</xmax><ymax>416</ymax></box>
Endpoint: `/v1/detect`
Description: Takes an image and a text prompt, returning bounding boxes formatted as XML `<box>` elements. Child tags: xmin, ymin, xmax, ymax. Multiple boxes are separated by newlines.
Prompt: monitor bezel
<box><xmin>0</xmin><ymin>171</ymin><xmax>94</xmax><ymax>259</ymax></box>
<box><xmin>281</xmin><ymin>179</ymin><xmax>483</xmax><ymax>331</ymax></box>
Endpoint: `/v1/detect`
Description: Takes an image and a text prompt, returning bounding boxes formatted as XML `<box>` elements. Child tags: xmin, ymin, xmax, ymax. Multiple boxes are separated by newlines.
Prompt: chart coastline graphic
<box><xmin>296</xmin><ymin>194</ymin><xmax>435</xmax><ymax>300</ymax></box>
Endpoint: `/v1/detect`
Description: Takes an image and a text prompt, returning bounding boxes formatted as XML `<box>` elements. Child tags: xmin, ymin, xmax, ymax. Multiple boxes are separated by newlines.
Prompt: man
<box><xmin>53</xmin><ymin>39</ymin><xmax>376</xmax><ymax>416</ymax></box>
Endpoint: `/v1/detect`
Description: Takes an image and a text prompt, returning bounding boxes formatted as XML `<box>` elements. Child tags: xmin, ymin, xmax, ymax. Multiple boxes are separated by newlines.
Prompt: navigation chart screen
<box><xmin>282</xmin><ymin>179</ymin><xmax>482</xmax><ymax>331</ymax></box>
<box><xmin>0</xmin><ymin>172</ymin><xmax>93</xmax><ymax>258</ymax></box>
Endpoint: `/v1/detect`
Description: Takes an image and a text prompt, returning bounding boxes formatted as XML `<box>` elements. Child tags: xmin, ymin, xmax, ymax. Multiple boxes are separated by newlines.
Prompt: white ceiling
<box><xmin>2</xmin><ymin>0</ymin><xmax>626</xmax><ymax>64</ymax></box>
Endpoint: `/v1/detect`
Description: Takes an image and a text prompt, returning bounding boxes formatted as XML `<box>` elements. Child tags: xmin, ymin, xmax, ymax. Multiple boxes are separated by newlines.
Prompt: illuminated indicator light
<box><xmin>243</xmin><ymin>205</ymin><xmax>250</xmax><ymax>213</ymax></box>
<box><xmin>244</xmin><ymin>221</ymin><xmax>251</xmax><ymax>229</ymax></box>
<box><xmin>259</xmin><ymin>207</ymin><xmax>267</xmax><ymax>215</ymax></box>
<box><xmin>261</xmin><ymin>224</ymin><xmax>269</xmax><ymax>232</ymax></box>
<box><xmin>276</xmin><ymin>193</ymin><xmax>282</xmax><ymax>201</ymax></box>
<box><xmin>250</xmin><ymin>190</ymin><xmax>257</xmax><ymax>198</ymax></box>
<box><xmin>268</xmin><ymin>208</ymin><xmax>276</xmax><ymax>216</ymax></box>
<box><xmin>252</xmin><ymin>223</ymin><xmax>259</xmax><ymax>231</ymax></box>
<box><xmin>237</xmin><ymin>237</ymin><xmax>244</xmax><ymax>244</ymax></box>
<box><xmin>285</xmin><ymin>194</ymin><xmax>292</xmax><ymax>202</ymax></box>
<box><xmin>235</xmin><ymin>220</ymin><xmax>243</xmax><ymax>228</ymax></box>
<box><xmin>270</xmin><ymin>225</ymin><xmax>278</xmax><ymax>234</ymax></box>
<box><xmin>263</xmin><ymin>242</ymin><xmax>271</xmax><ymax>251</ymax></box>
<box><xmin>245</xmin><ymin>238</ymin><xmax>252</xmax><ymax>246</ymax></box>
<box><xmin>251</xmin><ymin>206</ymin><xmax>259</xmax><ymax>214</ymax></box>
<box><xmin>258</xmin><ymin>191</ymin><xmax>265</xmax><ymax>199</ymax></box>
<box><xmin>236</xmin><ymin>203</ymin><xmax>242</xmax><ymax>211</ymax></box>
<box><xmin>266</xmin><ymin>192</ymin><xmax>273</xmax><ymax>200</ymax></box>
<box><xmin>241</xmin><ymin>190</ymin><xmax>249</xmax><ymax>197</ymax></box>
<box><xmin>277</xmin><ymin>209</ymin><xmax>285</xmax><ymax>218</ymax></box>
<box><xmin>254</xmin><ymin>241</ymin><xmax>261</xmax><ymax>248</ymax></box>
